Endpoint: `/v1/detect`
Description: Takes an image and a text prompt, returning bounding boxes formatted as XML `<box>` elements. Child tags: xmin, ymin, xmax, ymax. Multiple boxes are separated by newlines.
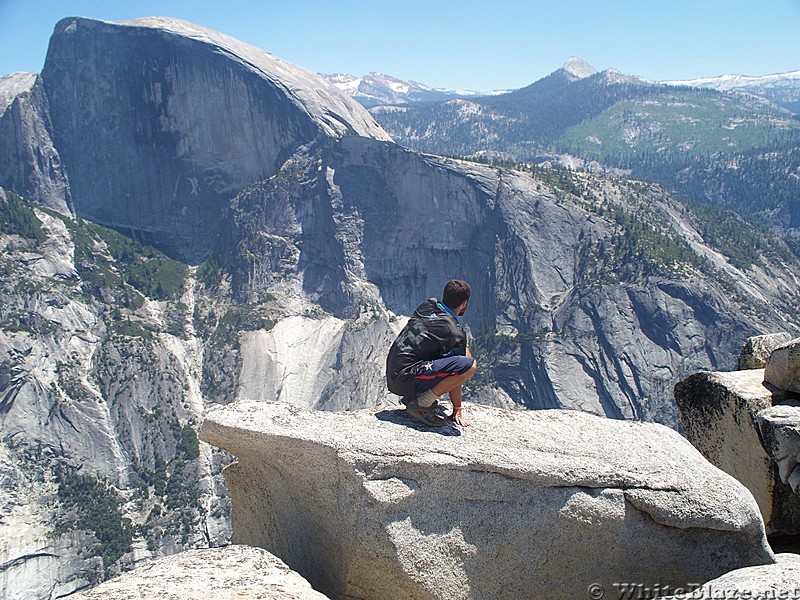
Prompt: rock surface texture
<box><xmin>0</xmin><ymin>192</ymin><xmax>232</xmax><ymax>600</ymax></box>
<box><xmin>662</xmin><ymin>553</ymin><xmax>800</xmax><ymax>600</ymax></box>
<box><xmin>765</xmin><ymin>337</ymin><xmax>800</xmax><ymax>394</ymax></box>
<box><xmin>674</xmin><ymin>370</ymin><xmax>784</xmax><ymax>530</ymax></box>
<box><xmin>757</xmin><ymin>403</ymin><xmax>800</xmax><ymax>496</ymax></box>
<box><xmin>71</xmin><ymin>545</ymin><xmax>329</xmax><ymax>599</ymax></box>
<box><xmin>676</xmin><ymin>340</ymin><xmax>800</xmax><ymax>535</ymax></box>
<box><xmin>738</xmin><ymin>333</ymin><xmax>793</xmax><ymax>370</ymax></box>
<box><xmin>0</xmin><ymin>73</ymin><xmax>70</xmax><ymax>214</ymax></box>
<box><xmin>201</xmin><ymin>402</ymin><xmax>774</xmax><ymax>600</ymax></box>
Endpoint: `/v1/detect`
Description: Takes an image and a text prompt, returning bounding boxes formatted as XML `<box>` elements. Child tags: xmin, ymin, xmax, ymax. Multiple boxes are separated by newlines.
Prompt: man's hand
<box><xmin>450</xmin><ymin>406</ymin><xmax>470</xmax><ymax>427</ymax></box>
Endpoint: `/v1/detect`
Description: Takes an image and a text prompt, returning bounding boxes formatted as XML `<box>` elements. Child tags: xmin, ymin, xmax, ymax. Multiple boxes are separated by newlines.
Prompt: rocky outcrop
<box><xmin>674</xmin><ymin>369</ymin><xmax>784</xmax><ymax>530</ymax></box>
<box><xmin>757</xmin><ymin>403</ymin><xmax>800</xmax><ymax>495</ymax></box>
<box><xmin>765</xmin><ymin>338</ymin><xmax>800</xmax><ymax>394</ymax></box>
<box><xmin>201</xmin><ymin>401</ymin><xmax>773</xmax><ymax>600</ymax></box>
<box><xmin>738</xmin><ymin>332</ymin><xmax>792</xmax><ymax>370</ymax></box>
<box><xmin>71</xmin><ymin>545</ymin><xmax>329</xmax><ymax>599</ymax></box>
<box><xmin>675</xmin><ymin>336</ymin><xmax>800</xmax><ymax>535</ymax></box>
<box><xmin>662</xmin><ymin>553</ymin><xmax>800</xmax><ymax>600</ymax></box>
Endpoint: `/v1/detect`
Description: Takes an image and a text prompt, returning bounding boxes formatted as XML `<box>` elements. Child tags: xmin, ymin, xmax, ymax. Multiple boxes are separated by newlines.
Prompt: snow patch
<box><xmin>563</xmin><ymin>57</ymin><xmax>596</xmax><ymax>79</ymax></box>
<box><xmin>665</xmin><ymin>69</ymin><xmax>800</xmax><ymax>90</ymax></box>
<box><xmin>321</xmin><ymin>71</ymin><xmax>508</xmax><ymax>105</ymax></box>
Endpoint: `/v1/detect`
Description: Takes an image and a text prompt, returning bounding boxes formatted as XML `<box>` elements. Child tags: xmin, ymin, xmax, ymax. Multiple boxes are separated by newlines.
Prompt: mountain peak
<box><xmin>563</xmin><ymin>57</ymin><xmax>597</xmax><ymax>80</ymax></box>
<box><xmin>319</xmin><ymin>72</ymin><xmax>502</xmax><ymax>107</ymax></box>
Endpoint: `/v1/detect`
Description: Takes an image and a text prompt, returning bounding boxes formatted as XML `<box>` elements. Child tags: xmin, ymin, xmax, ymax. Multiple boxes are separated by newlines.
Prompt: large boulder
<box><xmin>201</xmin><ymin>402</ymin><xmax>773</xmax><ymax>600</ymax></box>
<box><xmin>674</xmin><ymin>369</ymin><xmax>800</xmax><ymax>535</ymax></box>
<box><xmin>71</xmin><ymin>545</ymin><xmax>329</xmax><ymax>599</ymax></box>
<box><xmin>661</xmin><ymin>553</ymin><xmax>800</xmax><ymax>600</ymax></box>
<box><xmin>757</xmin><ymin>403</ymin><xmax>800</xmax><ymax>492</ymax></box>
<box><xmin>765</xmin><ymin>338</ymin><xmax>800</xmax><ymax>394</ymax></box>
<box><xmin>674</xmin><ymin>370</ymin><xmax>780</xmax><ymax>528</ymax></box>
<box><xmin>755</xmin><ymin>401</ymin><xmax>800</xmax><ymax>543</ymax></box>
<box><xmin>738</xmin><ymin>333</ymin><xmax>792</xmax><ymax>370</ymax></box>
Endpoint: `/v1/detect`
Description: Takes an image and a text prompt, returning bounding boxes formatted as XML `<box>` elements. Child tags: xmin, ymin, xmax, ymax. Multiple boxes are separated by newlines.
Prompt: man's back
<box><xmin>386</xmin><ymin>280</ymin><xmax>476</xmax><ymax>427</ymax></box>
<box><xmin>386</xmin><ymin>298</ymin><xmax>466</xmax><ymax>396</ymax></box>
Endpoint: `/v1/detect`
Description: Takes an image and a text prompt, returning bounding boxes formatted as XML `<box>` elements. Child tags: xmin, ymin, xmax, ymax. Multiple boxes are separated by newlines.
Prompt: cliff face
<box><xmin>221</xmin><ymin>135</ymin><xmax>797</xmax><ymax>422</ymax></box>
<box><xmin>0</xmin><ymin>73</ymin><xmax>70</xmax><ymax>214</ymax></box>
<box><xmin>12</xmin><ymin>17</ymin><xmax>389</xmax><ymax>262</ymax></box>
<box><xmin>0</xmin><ymin>190</ymin><xmax>231</xmax><ymax>599</ymax></box>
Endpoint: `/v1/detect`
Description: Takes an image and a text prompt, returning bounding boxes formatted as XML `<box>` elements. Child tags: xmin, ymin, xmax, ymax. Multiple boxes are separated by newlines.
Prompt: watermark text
<box><xmin>587</xmin><ymin>582</ymin><xmax>800</xmax><ymax>599</ymax></box>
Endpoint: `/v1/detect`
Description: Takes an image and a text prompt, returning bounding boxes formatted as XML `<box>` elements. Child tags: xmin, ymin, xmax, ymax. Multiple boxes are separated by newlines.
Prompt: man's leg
<box><xmin>431</xmin><ymin>362</ymin><xmax>477</xmax><ymax>398</ymax></box>
<box><xmin>403</xmin><ymin>356</ymin><xmax>475</xmax><ymax>426</ymax></box>
<box><xmin>433</xmin><ymin>362</ymin><xmax>476</xmax><ymax>426</ymax></box>
<box><xmin>415</xmin><ymin>357</ymin><xmax>476</xmax><ymax>407</ymax></box>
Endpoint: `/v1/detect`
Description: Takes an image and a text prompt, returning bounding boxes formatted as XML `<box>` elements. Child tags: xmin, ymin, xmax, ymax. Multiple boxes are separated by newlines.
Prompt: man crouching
<box><xmin>386</xmin><ymin>280</ymin><xmax>477</xmax><ymax>427</ymax></box>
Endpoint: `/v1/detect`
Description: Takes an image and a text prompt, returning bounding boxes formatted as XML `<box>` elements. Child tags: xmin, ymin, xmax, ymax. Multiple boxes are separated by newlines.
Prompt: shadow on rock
<box><xmin>375</xmin><ymin>408</ymin><xmax>462</xmax><ymax>436</ymax></box>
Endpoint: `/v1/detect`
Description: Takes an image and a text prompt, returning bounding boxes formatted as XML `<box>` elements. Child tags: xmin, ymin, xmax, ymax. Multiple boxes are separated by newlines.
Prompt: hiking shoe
<box><xmin>406</xmin><ymin>400</ymin><xmax>446</xmax><ymax>427</ymax></box>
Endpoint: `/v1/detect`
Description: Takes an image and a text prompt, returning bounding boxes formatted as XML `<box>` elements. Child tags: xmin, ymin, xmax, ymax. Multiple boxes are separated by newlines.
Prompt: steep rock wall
<box><xmin>0</xmin><ymin>73</ymin><xmax>70</xmax><ymax>214</ymax></box>
<box><xmin>36</xmin><ymin>17</ymin><xmax>389</xmax><ymax>261</ymax></box>
<box><xmin>220</xmin><ymin>136</ymin><xmax>784</xmax><ymax>423</ymax></box>
<box><xmin>0</xmin><ymin>194</ymin><xmax>230</xmax><ymax>599</ymax></box>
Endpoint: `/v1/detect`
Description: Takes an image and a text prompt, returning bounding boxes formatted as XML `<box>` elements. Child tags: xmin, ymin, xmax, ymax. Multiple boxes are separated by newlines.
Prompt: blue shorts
<box><xmin>413</xmin><ymin>355</ymin><xmax>475</xmax><ymax>394</ymax></box>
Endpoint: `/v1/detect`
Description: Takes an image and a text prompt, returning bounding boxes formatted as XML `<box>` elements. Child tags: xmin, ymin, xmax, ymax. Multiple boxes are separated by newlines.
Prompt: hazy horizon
<box><xmin>0</xmin><ymin>0</ymin><xmax>799</xmax><ymax>91</ymax></box>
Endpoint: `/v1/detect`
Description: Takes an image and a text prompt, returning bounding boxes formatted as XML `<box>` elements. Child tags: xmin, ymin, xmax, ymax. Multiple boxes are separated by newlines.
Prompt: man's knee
<box><xmin>462</xmin><ymin>360</ymin><xmax>477</xmax><ymax>381</ymax></box>
<box><xmin>451</xmin><ymin>358</ymin><xmax>477</xmax><ymax>383</ymax></box>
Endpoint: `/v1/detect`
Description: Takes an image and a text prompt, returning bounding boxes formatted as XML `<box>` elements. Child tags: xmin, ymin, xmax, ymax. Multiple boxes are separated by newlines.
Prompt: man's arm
<box><xmin>447</xmin><ymin>345</ymin><xmax>472</xmax><ymax>426</ymax></box>
<box><xmin>449</xmin><ymin>385</ymin><xmax>469</xmax><ymax>427</ymax></box>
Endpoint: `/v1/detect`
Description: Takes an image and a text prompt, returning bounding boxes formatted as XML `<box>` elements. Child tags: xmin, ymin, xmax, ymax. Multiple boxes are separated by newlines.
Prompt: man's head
<box><xmin>443</xmin><ymin>280</ymin><xmax>471</xmax><ymax>316</ymax></box>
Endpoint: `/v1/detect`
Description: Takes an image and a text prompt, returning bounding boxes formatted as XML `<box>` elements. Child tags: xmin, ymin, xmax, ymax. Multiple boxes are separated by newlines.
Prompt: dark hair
<box><xmin>442</xmin><ymin>280</ymin><xmax>470</xmax><ymax>310</ymax></box>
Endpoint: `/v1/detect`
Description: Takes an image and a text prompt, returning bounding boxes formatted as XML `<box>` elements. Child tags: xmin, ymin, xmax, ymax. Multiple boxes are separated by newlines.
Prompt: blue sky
<box><xmin>1</xmin><ymin>0</ymin><xmax>799</xmax><ymax>90</ymax></box>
